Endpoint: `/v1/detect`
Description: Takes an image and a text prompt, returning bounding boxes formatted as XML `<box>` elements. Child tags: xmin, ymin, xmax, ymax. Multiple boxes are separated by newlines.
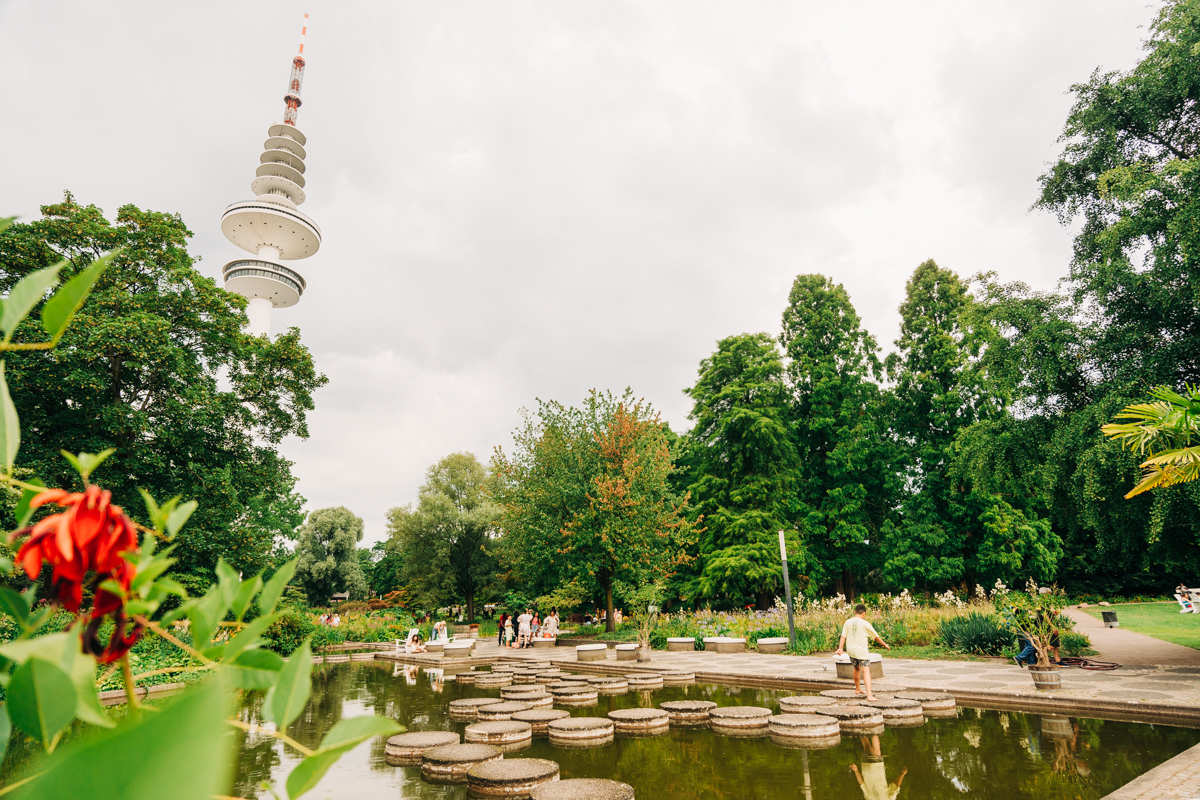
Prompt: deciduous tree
<box><xmin>294</xmin><ymin>507</ymin><xmax>368</xmax><ymax>605</ymax></box>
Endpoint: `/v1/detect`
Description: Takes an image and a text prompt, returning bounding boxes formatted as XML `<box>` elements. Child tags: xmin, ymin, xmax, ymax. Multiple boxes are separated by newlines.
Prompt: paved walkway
<box><xmin>1102</xmin><ymin>740</ymin><xmax>1200</xmax><ymax>799</ymax></box>
<box><xmin>1064</xmin><ymin>607</ymin><xmax>1200</xmax><ymax>667</ymax></box>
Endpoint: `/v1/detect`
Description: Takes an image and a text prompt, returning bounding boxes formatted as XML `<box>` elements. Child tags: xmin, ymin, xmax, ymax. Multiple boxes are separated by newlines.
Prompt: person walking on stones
<box><xmin>850</xmin><ymin>734</ymin><xmax>906</xmax><ymax>799</ymax></box>
<box><xmin>836</xmin><ymin>604</ymin><xmax>891</xmax><ymax>701</ymax></box>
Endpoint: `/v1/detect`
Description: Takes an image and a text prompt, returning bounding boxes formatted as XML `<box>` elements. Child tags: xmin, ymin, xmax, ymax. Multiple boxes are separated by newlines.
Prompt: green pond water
<box><xmin>225</xmin><ymin>661</ymin><xmax>1200</xmax><ymax>799</ymax></box>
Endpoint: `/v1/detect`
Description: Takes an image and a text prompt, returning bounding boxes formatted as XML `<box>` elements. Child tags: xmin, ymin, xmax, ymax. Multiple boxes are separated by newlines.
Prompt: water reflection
<box><xmin>225</xmin><ymin>662</ymin><xmax>1200</xmax><ymax>800</ymax></box>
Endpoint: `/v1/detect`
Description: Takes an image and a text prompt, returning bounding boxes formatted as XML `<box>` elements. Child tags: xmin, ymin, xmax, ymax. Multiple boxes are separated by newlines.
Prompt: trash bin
<box><xmin>1102</xmin><ymin>611</ymin><xmax>1119</xmax><ymax>628</ymax></box>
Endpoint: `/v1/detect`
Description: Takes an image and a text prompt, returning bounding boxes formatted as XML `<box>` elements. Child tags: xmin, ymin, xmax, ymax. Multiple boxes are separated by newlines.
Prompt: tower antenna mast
<box><xmin>220</xmin><ymin>12</ymin><xmax>322</xmax><ymax>337</ymax></box>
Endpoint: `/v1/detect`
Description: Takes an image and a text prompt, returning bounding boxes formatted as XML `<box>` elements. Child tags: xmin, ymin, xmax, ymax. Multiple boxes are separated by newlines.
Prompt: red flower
<box><xmin>11</xmin><ymin>486</ymin><xmax>143</xmax><ymax>661</ymax></box>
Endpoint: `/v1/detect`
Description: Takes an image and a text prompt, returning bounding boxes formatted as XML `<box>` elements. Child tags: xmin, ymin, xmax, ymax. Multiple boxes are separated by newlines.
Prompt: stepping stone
<box><xmin>659</xmin><ymin>671</ymin><xmax>695</xmax><ymax>684</ymax></box>
<box><xmin>547</xmin><ymin>681</ymin><xmax>589</xmax><ymax>691</ymax></box>
<box><xmin>819</xmin><ymin>689</ymin><xmax>874</xmax><ymax>705</ymax></box>
<box><xmin>585</xmin><ymin>675</ymin><xmax>628</xmax><ymax>685</ymax></box>
<box><xmin>894</xmin><ymin>691</ymin><xmax>955</xmax><ymax>711</ymax></box>
<box><xmin>454</xmin><ymin>672</ymin><xmax>478</xmax><ymax>684</ymax></box>
<box><xmin>768</xmin><ymin>714</ymin><xmax>842</xmax><ymax>739</ymax></box>
<box><xmin>503</xmin><ymin>686</ymin><xmax>548</xmax><ymax>700</ymax></box>
<box><xmin>548</xmin><ymin>716</ymin><xmax>616</xmax><ymax>746</ymax></box>
<box><xmin>464</xmin><ymin>720</ymin><xmax>534</xmax><ymax>746</ymax></box>
<box><xmin>550</xmin><ymin>685</ymin><xmax>599</xmax><ymax>701</ymax></box>
<box><xmin>770</xmin><ymin>732</ymin><xmax>842</xmax><ymax>750</ymax></box>
<box><xmin>511</xmin><ymin>708</ymin><xmax>570</xmax><ymax>734</ymax></box>
<box><xmin>608</xmin><ymin>707</ymin><xmax>670</xmax><ymax>735</ymax></box>
<box><xmin>626</xmin><ymin>674</ymin><xmax>664</xmax><ymax>688</ymax></box>
<box><xmin>511</xmin><ymin>673</ymin><xmax>543</xmax><ymax>685</ymax></box>
<box><xmin>476</xmin><ymin>674</ymin><xmax>513</xmax><ymax>687</ymax></box>
<box><xmin>709</xmin><ymin>706</ymin><xmax>772</xmax><ymax>732</ymax></box>
<box><xmin>450</xmin><ymin>698</ymin><xmax>507</xmax><ymax>721</ymax></box>
<box><xmin>477</xmin><ymin>701</ymin><xmax>534</xmax><ymax>721</ymax></box>
<box><xmin>815</xmin><ymin>706</ymin><xmax>885</xmax><ymax>732</ymax></box>
<box><xmin>467</xmin><ymin>757</ymin><xmax>559</xmax><ymax>797</ymax></box>
<box><xmin>421</xmin><ymin>743</ymin><xmax>503</xmax><ymax>784</ymax></box>
<box><xmin>779</xmin><ymin>696</ymin><xmax>837</xmax><ymax>714</ymax></box>
<box><xmin>659</xmin><ymin>700</ymin><xmax>717</xmax><ymax>725</ymax></box>
<box><xmin>384</xmin><ymin>731</ymin><xmax>460</xmax><ymax>763</ymax></box>
<box><xmin>536</xmin><ymin>673</ymin><xmax>565</xmax><ymax>684</ymax></box>
<box><xmin>861</xmin><ymin>698</ymin><xmax>924</xmax><ymax>724</ymax></box>
<box><xmin>491</xmin><ymin>664</ymin><xmax>519</xmax><ymax>672</ymax></box>
<box><xmin>531</xmin><ymin>778</ymin><xmax>635</xmax><ymax>800</ymax></box>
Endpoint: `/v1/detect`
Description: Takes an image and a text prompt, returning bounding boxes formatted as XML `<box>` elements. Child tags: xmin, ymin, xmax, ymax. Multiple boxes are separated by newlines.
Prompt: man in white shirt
<box><xmin>835</xmin><ymin>604</ymin><xmax>891</xmax><ymax>701</ymax></box>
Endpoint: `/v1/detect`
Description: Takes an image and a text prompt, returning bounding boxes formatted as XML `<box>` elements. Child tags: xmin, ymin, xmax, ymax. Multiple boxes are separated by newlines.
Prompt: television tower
<box><xmin>222</xmin><ymin>14</ymin><xmax>320</xmax><ymax>336</ymax></box>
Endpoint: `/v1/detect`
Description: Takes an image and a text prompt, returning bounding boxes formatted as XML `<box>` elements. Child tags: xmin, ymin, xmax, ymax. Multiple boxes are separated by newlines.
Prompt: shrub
<box><xmin>749</xmin><ymin>625</ymin><xmax>787</xmax><ymax>644</ymax></box>
<box><xmin>940</xmin><ymin>612</ymin><xmax>1015</xmax><ymax>655</ymax></box>
<box><xmin>335</xmin><ymin>601</ymin><xmax>372</xmax><ymax>614</ymax></box>
<box><xmin>262</xmin><ymin>608</ymin><xmax>316</xmax><ymax>656</ymax></box>
<box><xmin>1060</xmin><ymin>631</ymin><xmax>1093</xmax><ymax>657</ymax></box>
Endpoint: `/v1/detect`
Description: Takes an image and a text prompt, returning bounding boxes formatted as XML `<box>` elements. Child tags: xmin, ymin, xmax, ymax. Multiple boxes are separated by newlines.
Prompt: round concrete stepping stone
<box><xmin>819</xmin><ymin>689</ymin><xmax>885</xmax><ymax>705</ymax></box>
<box><xmin>492</xmin><ymin>664</ymin><xmax>519</xmax><ymax>672</ymax></box>
<box><xmin>467</xmin><ymin>757</ymin><xmax>559</xmax><ymax>797</ymax></box>
<box><xmin>464</xmin><ymin>720</ymin><xmax>534</xmax><ymax>746</ymax></box>
<box><xmin>608</xmin><ymin>707</ymin><xmax>670</xmax><ymax>735</ymax></box>
<box><xmin>779</xmin><ymin>696</ymin><xmax>837</xmax><ymax>714</ymax></box>
<box><xmin>894</xmin><ymin>691</ymin><xmax>955</xmax><ymax>711</ymax></box>
<box><xmin>861</xmin><ymin>698</ymin><xmax>924</xmax><ymax>724</ymax></box>
<box><xmin>531</xmin><ymin>778</ymin><xmax>635</xmax><ymax>800</ymax></box>
<box><xmin>585</xmin><ymin>675</ymin><xmax>627</xmax><ymax>685</ymax></box>
<box><xmin>511</xmin><ymin>708</ymin><xmax>570</xmax><ymax>734</ymax></box>
<box><xmin>659</xmin><ymin>700</ymin><xmax>717</xmax><ymax>725</ymax></box>
<box><xmin>659</xmin><ymin>671</ymin><xmax>695</xmax><ymax>684</ymax></box>
<box><xmin>709</xmin><ymin>706</ymin><xmax>772</xmax><ymax>731</ymax></box>
<box><xmin>476</xmin><ymin>674</ymin><xmax>513</xmax><ymax>687</ymax></box>
<box><xmin>770</xmin><ymin>732</ymin><xmax>841</xmax><ymax>750</ymax></box>
<box><xmin>626</xmin><ymin>674</ymin><xmax>663</xmax><ymax>689</ymax></box>
<box><xmin>421</xmin><ymin>743</ymin><xmax>503</xmax><ymax>784</ymax></box>
<box><xmin>384</xmin><ymin>730</ymin><xmax>460</xmax><ymax>763</ymax></box>
<box><xmin>548</xmin><ymin>716</ymin><xmax>616</xmax><ymax>745</ymax></box>
<box><xmin>923</xmin><ymin>707</ymin><xmax>959</xmax><ymax>719</ymax></box>
<box><xmin>503</xmin><ymin>686</ymin><xmax>548</xmax><ymax>700</ymax></box>
<box><xmin>450</xmin><ymin>697</ymin><xmax>508</xmax><ymax>721</ymax></box>
<box><xmin>455</xmin><ymin>672</ymin><xmax>478</xmax><ymax>684</ymax></box>
<box><xmin>768</xmin><ymin>714</ymin><xmax>842</xmax><ymax>739</ymax></box>
<box><xmin>550</xmin><ymin>685</ymin><xmax>599</xmax><ymax>701</ymax></box>
<box><xmin>815</xmin><ymin>706</ymin><xmax>885</xmax><ymax>731</ymax></box>
<box><xmin>547</xmin><ymin>681</ymin><xmax>588</xmax><ymax>691</ymax></box>
<box><xmin>477</xmin><ymin>701</ymin><xmax>534</xmax><ymax>721</ymax></box>
<box><xmin>511</xmin><ymin>672</ymin><xmax>542</xmax><ymax>685</ymax></box>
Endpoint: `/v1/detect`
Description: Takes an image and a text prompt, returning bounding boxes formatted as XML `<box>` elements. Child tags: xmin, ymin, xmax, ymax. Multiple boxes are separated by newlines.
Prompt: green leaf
<box><xmin>0</xmin><ymin>586</ymin><xmax>30</xmax><ymax>625</ymax></box>
<box><xmin>165</xmin><ymin>499</ymin><xmax>197</xmax><ymax>539</ymax></box>
<box><xmin>0</xmin><ymin>703</ymin><xmax>11</xmax><ymax>765</ymax></box>
<box><xmin>231</xmin><ymin>574</ymin><xmax>263</xmax><ymax>622</ymax></box>
<box><xmin>8</xmin><ymin>657</ymin><xmax>77</xmax><ymax>750</ymax></box>
<box><xmin>10</xmin><ymin>677</ymin><xmax>232</xmax><ymax>800</ymax></box>
<box><xmin>259</xmin><ymin>559</ymin><xmax>298</xmax><ymax>614</ymax></box>
<box><xmin>58</xmin><ymin>640</ymin><xmax>112</xmax><ymax>729</ymax></box>
<box><xmin>263</xmin><ymin>638</ymin><xmax>312</xmax><ymax>729</ymax></box>
<box><xmin>59</xmin><ymin>448</ymin><xmax>116</xmax><ymax>484</ymax></box>
<box><xmin>228</xmin><ymin>648</ymin><xmax>284</xmax><ymax>690</ymax></box>
<box><xmin>215</xmin><ymin>558</ymin><xmax>239</xmax><ymax>609</ymax></box>
<box><xmin>0</xmin><ymin>631</ymin><xmax>73</xmax><ymax>664</ymax></box>
<box><xmin>184</xmin><ymin>588</ymin><xmax>225</xmax><ymax>653</ymax></box>
<box><xmin>0</xmin><ymin>216</ymin><xmax>15</xmax><ymax>236</ymax></box>
<box><xmin>1</xmin><ymin>263</ymin><xmax>63</xmax><ymax>342</ymax></box>
<box><xmin>40</xmin><ymin>254</ymin><xmax>112</xmax><ymax>342</ymax></box>
<box><xmin>14</xmin><ymin>478</ymin><xmax>45</xmax><ymax>528</ymax></box>
<box><xmin>222</xmin><ymin>613</ymin><xmax>277</xmax><ymax>663</ymax></box>
<box><xmin>0</xmin><ymin>361</ymin><xmax>20</xmax><ymax>473</ymax></box>
<box><xmin>286</xmin><ymin>716</ymin><xmax>402</xmax><ymax>800</ymax></box>
<box><xmin>129</xmin><ymin>554</ymin><xmax>175</xmax><ymax>594</ymax></box>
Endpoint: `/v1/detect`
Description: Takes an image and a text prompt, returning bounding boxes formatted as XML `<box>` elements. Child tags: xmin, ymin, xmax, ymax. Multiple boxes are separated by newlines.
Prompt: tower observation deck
<box><xmin>222</xmin><ymin>14</ymin><xmax>320</xmax><ymax>336</ymax></box>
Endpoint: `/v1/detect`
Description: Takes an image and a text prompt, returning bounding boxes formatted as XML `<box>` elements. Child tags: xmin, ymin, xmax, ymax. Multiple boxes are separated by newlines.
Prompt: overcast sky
<box><xmin>0</xmin><ymin>1</ymin><xmax>1158</xmax><ymax>545</ymax></box>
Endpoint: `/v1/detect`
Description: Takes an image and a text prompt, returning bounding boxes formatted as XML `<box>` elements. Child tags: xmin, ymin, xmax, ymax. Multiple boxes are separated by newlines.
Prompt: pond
<box><xmin>228</xmin><ymin>661</ymin><xmax>1200</xmax><ymax>799</ymax></box>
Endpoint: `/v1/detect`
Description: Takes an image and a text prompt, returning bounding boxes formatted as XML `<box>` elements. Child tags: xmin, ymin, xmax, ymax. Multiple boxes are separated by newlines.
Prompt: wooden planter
<box><xmin>1029</xmin><ymin>665</ymin><xmax>1061</xmax><ymax>691</ymax></box>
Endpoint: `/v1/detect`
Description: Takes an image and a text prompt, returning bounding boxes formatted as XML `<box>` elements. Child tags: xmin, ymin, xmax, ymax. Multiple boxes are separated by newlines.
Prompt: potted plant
<box><xmin>995</xmin><ymin>580</ymin><xmax>1068</xmax><ymax>690</ymax></box>
<box><xmin>627</xmin><ymin>582</ymin><xmax>662</xmax><ymax>662</ymax></box>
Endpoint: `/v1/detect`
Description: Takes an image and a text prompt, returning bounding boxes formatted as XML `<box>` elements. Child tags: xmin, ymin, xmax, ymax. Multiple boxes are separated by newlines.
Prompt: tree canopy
<box><xmin>0</xmin><ymin>194</ymin><xmax>324</xmax><ymax>580</ymax></box>
<box><xmin>294</xmin><ymin>506</ymin><xmax>368</xmax><ymax>604</ymax></box>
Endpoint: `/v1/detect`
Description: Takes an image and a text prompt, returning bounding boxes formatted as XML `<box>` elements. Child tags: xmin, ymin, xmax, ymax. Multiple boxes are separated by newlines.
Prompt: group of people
<box><xmin>317</xmin><ymin>613</ymin><xmax>341</xmax><ymax>627</ymax></box>
<box><xmin>583</xmin><ymin>608</ymin><xmax>622</xmax><ymax>626</ymax></box>
<box><xmin>498</xmin><ymin>608</ymin><xmax>560</xmax><ymax>648</ymax></box>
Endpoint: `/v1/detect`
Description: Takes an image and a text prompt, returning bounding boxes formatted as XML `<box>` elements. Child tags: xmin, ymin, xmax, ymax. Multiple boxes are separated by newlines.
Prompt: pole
<box><xmin>779</xmin><ymin>530</ymin><xmax>797</xmax><ymax>649</ymax></box>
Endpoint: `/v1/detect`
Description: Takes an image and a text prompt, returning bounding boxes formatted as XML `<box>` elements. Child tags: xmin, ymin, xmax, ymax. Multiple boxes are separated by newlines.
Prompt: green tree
<box><xmin>882</xmin><ymin>261</ymin><xmax>1060</xmax><ymax>589</ymax></box>
<box><xmin>388</xmin><ymin>452</ymin><xmax>500</xmax><ymax>621</ymax></box>
<box><xmin>677</xmin><ymin>333</ymin><xmax>800</xmax><ymax>608</ymax></box>
<box><xmin>366</xmin><ymin>539</ymin><xmax>406</xmax><ymax>596</ymax></box>
<box><xmin>294</xmin><ymin>507</ymin><xmax>368</xmax><ymax>604</ymax></box>
<box><xmin>779</xmin><ymin>274</ymin><xmax>892</xmax><ymax>599</ymax></box>
<box><xmin>0</xmin><ymin>194</ymin><xmax>326</xmax><ymax>580</ymax></box>
<box><xmin>493</xmin><ymin>391</ymin><xmax>696</xmax><ymax>631</ymax></box>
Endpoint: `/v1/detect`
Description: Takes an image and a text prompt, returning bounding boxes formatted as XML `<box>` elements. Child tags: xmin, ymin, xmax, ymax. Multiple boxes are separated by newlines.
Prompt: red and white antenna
<box><xmin>283</xmin><ymin>13</ymin><xmax>308</xmax><ymax>127</ymax></box>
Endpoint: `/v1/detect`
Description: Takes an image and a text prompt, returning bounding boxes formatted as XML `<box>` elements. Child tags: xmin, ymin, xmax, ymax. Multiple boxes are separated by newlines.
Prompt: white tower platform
<box><xmin>223</xmin><ymin>20</ymin><xmax>319</xmax><ymax>337</ymax></box>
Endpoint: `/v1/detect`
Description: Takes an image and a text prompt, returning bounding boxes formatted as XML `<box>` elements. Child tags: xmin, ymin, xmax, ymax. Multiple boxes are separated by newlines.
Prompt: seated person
<box><xmin>409</xmin><ymin>633</ymin><xmax>427</xmax><ymax>653</ymax></box>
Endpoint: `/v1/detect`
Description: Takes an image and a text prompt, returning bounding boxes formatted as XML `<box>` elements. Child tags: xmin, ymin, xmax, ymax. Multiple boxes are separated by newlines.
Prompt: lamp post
<box><xmin>778</xmin><ymin>530</ymin><xmax>797</xmax><ymax>649</ymax></box>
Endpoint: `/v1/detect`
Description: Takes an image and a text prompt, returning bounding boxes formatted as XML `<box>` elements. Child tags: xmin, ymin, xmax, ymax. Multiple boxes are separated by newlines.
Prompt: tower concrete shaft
<box><xmin>222</xmin><ymin>14</ymin><xmax>320</xmax><ymax>337</ymax></box>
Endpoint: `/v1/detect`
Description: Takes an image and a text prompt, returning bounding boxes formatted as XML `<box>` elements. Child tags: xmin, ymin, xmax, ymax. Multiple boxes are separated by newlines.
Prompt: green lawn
<box><xmin>1082</xmin><ymin>602</ymin><xmax>1200</xmax><ymax>650</ymax></box>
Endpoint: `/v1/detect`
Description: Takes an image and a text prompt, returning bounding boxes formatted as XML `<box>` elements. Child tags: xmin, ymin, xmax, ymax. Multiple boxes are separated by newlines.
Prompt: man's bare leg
<box><xmin>864</xmin><ymin>666</ymin><xmax>877</xmax><ymax>701</ymax></box>
<box><xmin>853</xmin><ymin>664</ymin><xmax>863</xmax><ymax>694</ymax></box>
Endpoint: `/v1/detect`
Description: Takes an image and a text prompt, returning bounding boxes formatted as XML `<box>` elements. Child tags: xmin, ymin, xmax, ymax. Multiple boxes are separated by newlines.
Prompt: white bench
<box><xmin>576</xmin><ymin>643</ymin><xmax>608</xmax><ymax>662</ymax></box>
<box><xmin>531</xmin><ymin>637</ymin><xmax>556</xmax><ymax>649</ymax></box>
<box><xmin>615</xmin><ymin>643</ymin><xmax>638</xmax><ymax>661</ymax></box>
<box><xmin>755</xmin><ymin>637</ymin><xmax>788</xmax><ymax>654</ymax></box>
<box><xmin>667</xmin><ymin>637</ymin><xmax>695</xmax><ymax>652</ymax></box>
<box><xmin>443</xmin><ymin>640</ymin><xmax>475</xmax><ymax>658</ymax></box>
<box><xmin>703</xmin><ymin>636</ymin><xmax>746</xmax><ymax>653</ymax></box>
<box><xmin>833</xmin><ymin>652</ymin><xmax>883</xmax><ymax>679</ymax></box>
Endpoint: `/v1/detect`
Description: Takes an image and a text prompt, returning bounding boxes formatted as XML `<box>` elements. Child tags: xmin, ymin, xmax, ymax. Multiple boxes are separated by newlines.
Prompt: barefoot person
<box><xmin>835</xmin><ymin>603</ymin><xmax>891</xmax><ymax>701</ymax></box>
